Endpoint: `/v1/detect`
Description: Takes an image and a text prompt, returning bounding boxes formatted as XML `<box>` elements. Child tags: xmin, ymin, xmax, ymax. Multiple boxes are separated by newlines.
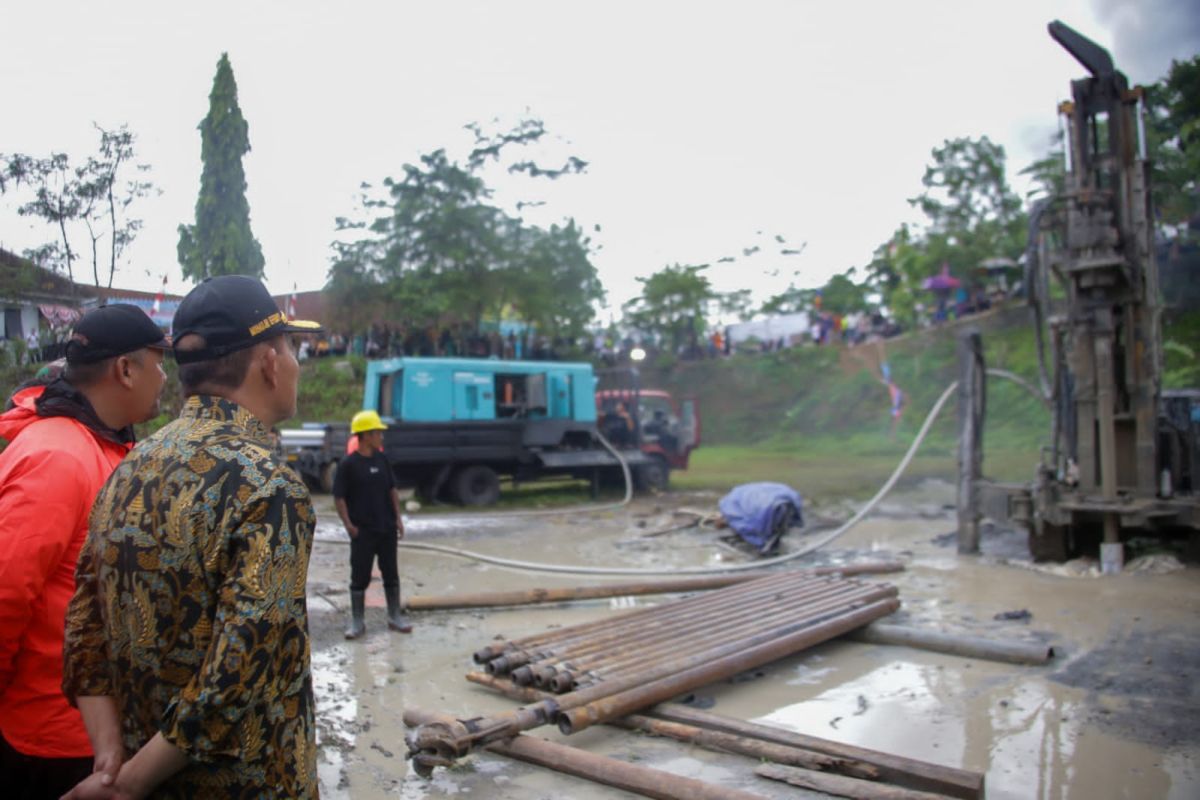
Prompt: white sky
<box><xmin>2</xmin><ymin>1</ymin><xmax>1197</xmax><ymax>320</ymax></box>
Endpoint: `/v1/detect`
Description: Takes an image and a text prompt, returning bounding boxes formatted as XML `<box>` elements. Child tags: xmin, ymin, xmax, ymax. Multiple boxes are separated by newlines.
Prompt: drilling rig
<box><xmin>958</xmin><ymin>21</ymin><xmax>1200</xmax><ymax>572</ymax></box>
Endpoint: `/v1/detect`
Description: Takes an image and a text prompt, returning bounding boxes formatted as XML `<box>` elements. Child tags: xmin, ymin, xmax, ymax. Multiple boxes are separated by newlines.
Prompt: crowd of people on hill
<box><xmin>297</xmin><ymin>323</ymin><xmax>575</xmax><ymax>362</ymax></box>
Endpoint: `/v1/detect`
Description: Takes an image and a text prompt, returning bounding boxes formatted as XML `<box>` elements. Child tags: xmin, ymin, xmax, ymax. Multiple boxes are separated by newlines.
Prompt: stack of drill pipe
<box><xmin>483</xmin><ymin>572</ymin><xmax>882</xmax><ymax>694</ymax></box>
<box><xmin>407</xmin><ymin>570</ymin><xmax>899</xmax><ymax>773</ymax></box>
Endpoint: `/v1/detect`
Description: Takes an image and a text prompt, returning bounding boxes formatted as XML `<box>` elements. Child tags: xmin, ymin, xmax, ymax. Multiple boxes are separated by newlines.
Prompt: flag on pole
<box><xmin>151</xmin><ymin>275</ymin><xmax>167</xmax><ymax>316</ymax></box>
<box><xmin>287</xmin><ymin>284</ymin><xmax>298</xmax><ymax>319</ymax></box>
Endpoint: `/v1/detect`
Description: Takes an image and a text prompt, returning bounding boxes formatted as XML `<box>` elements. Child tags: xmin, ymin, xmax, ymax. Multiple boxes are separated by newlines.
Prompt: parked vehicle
<box><xmin>283</xmin><ymin>357</ymin><xmax>700</xmax><ymax>505</ymax></box>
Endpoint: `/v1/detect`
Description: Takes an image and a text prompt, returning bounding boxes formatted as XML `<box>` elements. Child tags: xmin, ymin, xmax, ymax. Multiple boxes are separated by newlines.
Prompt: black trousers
<box><xmin>349</xmin><ymin>527</ymin><xmax>399</xmax><ymax>591</ymax></box>
<box><xmin>0</xmin><ymin>729</ymin><xmax>93</xmax><ymax>800</ymax></box>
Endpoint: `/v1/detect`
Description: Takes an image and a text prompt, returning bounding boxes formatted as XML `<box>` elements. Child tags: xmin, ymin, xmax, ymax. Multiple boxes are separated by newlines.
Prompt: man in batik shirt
<box><xmin>62</xmin><ymin>275</ymin><xmax>322</xmax><ymax>799</ymax></box>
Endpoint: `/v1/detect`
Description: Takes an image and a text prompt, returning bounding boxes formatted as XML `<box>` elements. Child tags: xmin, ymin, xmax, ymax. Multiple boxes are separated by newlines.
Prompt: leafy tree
<box><xmin>1</xmin><ymin>125</ymin><xmax>154</xmax><ymax>288</ymax></box>
<box><xmin>1146</xmin><ymin>55</ymin><xmax>1200</xmax><ymax>240</ymax></box>
<box><xmin>327</xmin><ymin>118</ymin><xmax>604</xmax><ymax>338</ymax></box>
<box><xmin>508</xmin><ymin>220</ymin><xmax>606</xmax><ymax>341</ymax></box>
<box><xmin>177</xmin><ymin>53</ymin><xmax>265</xmax><ymax>281</ymax></box>
<box><xmin>622</xmin><ymin>264</ymin><xmax>721</xmax><ymax>353</ymax></box>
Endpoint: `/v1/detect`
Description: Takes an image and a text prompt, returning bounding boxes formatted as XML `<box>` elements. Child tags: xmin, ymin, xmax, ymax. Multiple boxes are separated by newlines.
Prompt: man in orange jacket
<box><xmin>0</xmin><ymin>304</ymin><xmax>168</xmax><ymax>799</ymax></box>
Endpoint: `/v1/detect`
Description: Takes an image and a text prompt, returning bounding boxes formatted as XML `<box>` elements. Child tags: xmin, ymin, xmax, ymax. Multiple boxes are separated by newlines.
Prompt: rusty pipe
<box><xmin>472</xmin><ymin>568</ymin><xmax>818</xmax><ymax>664</ymax></box>
<box><xmin>490</xmin><ymin>575</ymin><xmax>852</xmax><ymax>675</ymax></box>
<box><xmin>555</xmin><ymin>584</ymin><xmax>895</xmax><ymax>692</ymax></box>
<box><xmin>557</xmin><ymin>597</ymin><xmax>901</xmax><ymax>734</ymax></box>
<box><xmin>411</xmin><ymin>706</ymin><xmax>774</xmax><ymax>800</ymax></box>
<box><xmin>424</xmin><ymin>562</ymin><xmax>903</xmax><ymax>613</ymax></box>
<box><xmin>543</xmin><ymin>580</ymin><xmax>882</xmax><ymax>676</ymax></box>
<box><xmin>465</xmin><ymin>671</ymin><xmax>984</xmax><ymax>800</ymax></box>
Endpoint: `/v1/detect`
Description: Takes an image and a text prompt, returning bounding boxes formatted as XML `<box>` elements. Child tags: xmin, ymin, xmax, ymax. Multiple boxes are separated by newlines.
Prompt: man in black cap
<box><xmin>63</xmin><ymin>276</ymin><xmax>322</xmax><ymax>799</ymax></box>
<box><xmin>0</xmin><ymin>304</ymin><xmax>168</xmax><ymax>798</ymax></box>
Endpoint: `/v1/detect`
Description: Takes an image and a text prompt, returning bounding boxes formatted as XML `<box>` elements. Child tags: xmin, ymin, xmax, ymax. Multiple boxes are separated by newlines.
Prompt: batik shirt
<box><xmin>63</xmin><ymin>395</ymin><xmax>317</xmax><ymax>799</ymax></box>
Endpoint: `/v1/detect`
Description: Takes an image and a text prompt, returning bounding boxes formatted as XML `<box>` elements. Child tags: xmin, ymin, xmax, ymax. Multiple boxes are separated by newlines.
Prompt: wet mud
<box><xmin>305</xmin><ymin>480</ymin><xmax>1200</xmax><ymax>799</ymax></box>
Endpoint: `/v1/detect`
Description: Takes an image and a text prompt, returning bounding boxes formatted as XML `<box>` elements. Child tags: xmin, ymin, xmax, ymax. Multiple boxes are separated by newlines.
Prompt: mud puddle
<box><xmin>305</xmin><ymin>481</ymin><xmax>1200</xmax><ymax>799</ymax></box>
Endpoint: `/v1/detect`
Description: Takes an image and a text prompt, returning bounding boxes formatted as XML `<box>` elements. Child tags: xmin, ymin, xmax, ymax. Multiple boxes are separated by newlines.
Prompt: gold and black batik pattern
<box><xmin>64</xmin><ymin>395</ymin><xmax>317</xmax><ymax>799</ymax></box>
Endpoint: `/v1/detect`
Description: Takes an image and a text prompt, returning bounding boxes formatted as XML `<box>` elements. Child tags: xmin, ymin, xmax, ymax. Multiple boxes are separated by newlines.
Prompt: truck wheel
<box><xmin>453</xmin><ymin>465</ymin><xmax>501</xmax><ymax>506</ymax></box>
<box><xmin>320</xmin><ymin>460</ymin><xmax>339</xmax><ymax>494</ymax></box>
<box><xmin>635</xmin><ymin>456</ymin><xmax>670</xmax><ymax>492</ymax></box>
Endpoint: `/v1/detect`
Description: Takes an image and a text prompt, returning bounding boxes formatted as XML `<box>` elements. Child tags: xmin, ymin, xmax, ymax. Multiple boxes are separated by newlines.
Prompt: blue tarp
<box><xmin>718</xmin><ymin>482</ymin><xmax>804</xmax><ymax>553</ymax></box>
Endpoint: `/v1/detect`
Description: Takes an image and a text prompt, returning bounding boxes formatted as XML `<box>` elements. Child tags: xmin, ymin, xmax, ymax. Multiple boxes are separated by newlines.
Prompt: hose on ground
<box><xmin>324</xmin><ymin>370</ymin><xmax>1039</xmax><ymax>575</ymax></box>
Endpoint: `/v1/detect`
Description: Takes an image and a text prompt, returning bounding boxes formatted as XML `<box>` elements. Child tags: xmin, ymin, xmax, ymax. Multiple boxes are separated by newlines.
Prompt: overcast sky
<box><xmin>2</xmin><ymin>1</ymin><xmax>1197</xmax><ymax>319</ymax></box>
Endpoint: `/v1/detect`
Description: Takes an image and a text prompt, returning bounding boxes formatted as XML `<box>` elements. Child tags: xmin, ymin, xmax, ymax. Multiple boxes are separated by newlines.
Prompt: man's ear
<box><xmin>113</xmin><ymin>355</ymin><xmax>136</xmax><ymax>390</ymax></box>
<box><xmin>259</xmin><ymin>342</ymin><xmax>279</xmax><ymax>390</ymax></box>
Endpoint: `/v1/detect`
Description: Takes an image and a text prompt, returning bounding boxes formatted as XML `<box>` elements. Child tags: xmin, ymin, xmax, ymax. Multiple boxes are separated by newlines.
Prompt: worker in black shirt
<box><xmin>334</xmin><ymin>410</ymin><xmax>411</xmax><ymax>638</ymax></box>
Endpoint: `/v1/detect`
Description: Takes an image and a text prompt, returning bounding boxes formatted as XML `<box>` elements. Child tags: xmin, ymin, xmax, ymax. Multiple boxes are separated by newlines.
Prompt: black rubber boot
<box><xmin>385</xmin><ymin>585</ymin><xmax>412</xmax><ymax>633</ymax></box>
<box><xmin>344</xmin><ymin>590</ymin><xmax>366</xmax><ymax>639</ymax></box>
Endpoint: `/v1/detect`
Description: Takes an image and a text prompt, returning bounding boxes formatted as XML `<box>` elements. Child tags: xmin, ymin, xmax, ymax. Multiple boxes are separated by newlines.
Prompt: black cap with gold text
<box><xmin>172</xmin><ymin>275</ymin><xmax>322</xmax><ymax>364</ymax></box>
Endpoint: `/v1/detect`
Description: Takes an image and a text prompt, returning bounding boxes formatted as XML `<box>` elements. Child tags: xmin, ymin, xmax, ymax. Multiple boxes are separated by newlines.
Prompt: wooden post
<box><xmin>956</xmin><ymin>329</ymin><xmax>984</xmax><ymax>554</ymax></box>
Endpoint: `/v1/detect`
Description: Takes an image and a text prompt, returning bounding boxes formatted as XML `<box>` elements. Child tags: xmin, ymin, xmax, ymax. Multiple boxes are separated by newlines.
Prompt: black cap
<box><xmin>65</xmin><ymin>304</ymin><xmax>171</xmax><ymax>365</ymax></box>
<box><xmin>172</xmin><ymin>275</ymin><xmax>322</xmax><ymax>365</ymax></box>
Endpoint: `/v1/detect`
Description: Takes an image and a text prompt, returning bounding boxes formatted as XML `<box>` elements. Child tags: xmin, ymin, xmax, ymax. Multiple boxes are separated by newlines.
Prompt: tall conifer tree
<box><xmin>178</xmin><ymin>53</ymin><xmax>265</xmax><ymax>280</ymax></box>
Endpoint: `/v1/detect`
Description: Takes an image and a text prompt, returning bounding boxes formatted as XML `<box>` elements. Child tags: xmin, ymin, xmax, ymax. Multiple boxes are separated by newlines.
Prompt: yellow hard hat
<box><xmin>350</xmin><ymin>409</ymin><xmax>388</xmax><ymax>434</ymax></box>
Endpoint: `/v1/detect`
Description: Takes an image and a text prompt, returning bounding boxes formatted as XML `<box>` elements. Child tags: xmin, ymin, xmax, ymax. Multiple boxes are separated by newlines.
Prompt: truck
<box><xmin>283</xmin><ymin>357</ymin><xmax>700</xmax><ymax>505</ymax></box>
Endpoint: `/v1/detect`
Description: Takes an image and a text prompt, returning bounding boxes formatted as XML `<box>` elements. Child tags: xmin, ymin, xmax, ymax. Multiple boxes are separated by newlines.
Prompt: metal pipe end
<box><xmin>531</xmin><ymin>666</ymin><xmax>556</xmax><ymax>687</ymax></box>
<box><xmin>549</xmin><ymin>672</ymin><xmax>575</xmax><ymax>693</ymax></box>
<box><xmin>556</xmin><ymin>710</ymin><xmax>580</xmax><ymax>735</ymax></box>
<box><xmin>511</xmin><ymin>666</ymin><xmax>534</xmax><ymax>685</ymax></box>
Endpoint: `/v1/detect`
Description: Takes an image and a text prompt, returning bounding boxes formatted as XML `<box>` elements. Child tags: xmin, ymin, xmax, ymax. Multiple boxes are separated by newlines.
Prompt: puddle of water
<box><xmin>304</xmin><ymin>485</ymin><xmax>1200</xmax><ymax>799</ymax></box>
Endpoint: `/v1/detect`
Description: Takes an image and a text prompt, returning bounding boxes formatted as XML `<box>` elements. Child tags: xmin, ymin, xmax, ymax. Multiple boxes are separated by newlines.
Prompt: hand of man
<box><xmin>92</xmin><ymin>744</ymin><xmax>125</xmax><ymax>793</ymax></box>
<box><xmin>396</xmin><ymin>517</ymin><xmax>405</xmax><ymax>540</ymax></box>
<box><xmin>60</xmin><ymin>771</ymin><xmax>133</xmax><ymax>800</ymax></box>
<box><xmin>346</xmin><ymin>522</ymin><xmax>359</xmax><ymax>539</ymax></box>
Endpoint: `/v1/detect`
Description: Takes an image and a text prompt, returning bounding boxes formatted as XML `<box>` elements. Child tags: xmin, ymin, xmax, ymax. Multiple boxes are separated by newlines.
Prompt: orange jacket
<box><xmin>0</xmin><ymin>385</ymin><xmax>130</xmax><ymax>757</ymax></box>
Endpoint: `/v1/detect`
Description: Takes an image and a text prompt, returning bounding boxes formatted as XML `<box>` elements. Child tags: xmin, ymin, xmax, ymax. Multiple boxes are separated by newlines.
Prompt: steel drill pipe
<box><xmin>485</xmin><ymin>570</ymin><xmax>826</xmax><ymax>668</ymax></box>
<box><xmin>462</xmin><ymin>672</ymin><xmax>879</xmax><ymax>780</ymax></box>
<box><xmin>414</xmin><ymin>561</ymin><xmax>904</xmax><ymax>612</ymax></box>
<box><xmin>557</xmin><ymin>596</ymin><xmax>901</xmax><ymax>735</ymax></box>
<box><xmin>405</xmin><ymin>708</ymin><xmax>772</xmax><ymax>800</ymax></box>
<box><xmin>492</xmin><ymin>575</ymin><xmax>852</xmax><ymax>679</ymax></box>
<box><xmin>850</xmin><ymin>623</ymin><xmax>1055</xmax><ymax>665</ymax></box>
<box><xmin>524</xmin><ymin>579</ymin><xmax>860</xmax><ymax>688</ymax></box>
<box><xmin>655</xmin><ymin>706</ymin><xmax>984</xmax><ymax>800</ymax></box>
<box><xmin>472</xmin><ymin>568</ymin><xmax>817</xmax><ymax>664</ymax></box>
<box><xmin>556</xmin><ymin>591</ymin><xmax>894</xmax><ymax>694</ymax></box>
<box><xmin>525</xmin><ymin>577</ymin><xmax>858</xmax><ymax>674</ymax></box>
<box><xmin>496</xmin><ymin>575</ymin><xmax>846</xmax><ymax>679</ymax></box>
<box><xmin>520</xmin><ymin>579</ymin><xmax>862</xmax><ymax>689</ymax></box>
<box><xmin>548</xmin><ymin>584</ymin><xmax>891</xmax><ymax>692</ymax></box>
<box><xmin>545</xmin><ymin>583</ymin><xmax>890</xmax><ymax>692</ymax></box>
<box><xmin>756</xmin><ymin>762</ymin><xmax>955</xmax><ymax>800</ymax></box>
<box><xmin>561</xmin><ymin>590</ymin><xmax>895</xmax><ymax>696</ymax></box>
<box><xmin>468</xmin><ymin>563</ymin><xmax>904</xmax><ymax>664</ymax></box>
<box><xmin>408</xmin><ymin>581</ymin><xmax>899</xmax><ymax>769</ymax></box>
<box><xmin>465</xmin><ymin>671</ymin><xmax>984</xmax><ymax>800</ymax></box>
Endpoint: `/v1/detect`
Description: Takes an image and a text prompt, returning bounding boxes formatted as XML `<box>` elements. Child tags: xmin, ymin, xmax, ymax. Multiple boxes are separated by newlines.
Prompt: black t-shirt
<box><xmin>332</xmin><ymin>450</ymin><xmax>396</xmax><ymax>531</ymax></box>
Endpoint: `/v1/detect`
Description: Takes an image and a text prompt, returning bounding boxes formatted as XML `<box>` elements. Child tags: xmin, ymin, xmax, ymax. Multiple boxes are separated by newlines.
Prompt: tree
<box><xmin>1</xmin><ymin>125</ymin><xmax>154</xmax><ymax>288</ymax></box>
<box><xmin>1146</xmin><ymin>55</ymin><xmax>1200</xmax><ymax>240</ymax></box>
<box><xmin>623</xmin><ymin>264</ymin><xmax>721</xmax><ymax>354</ymax></box>
<box><xmin>508</xmin><ymin>220</ymin><xmax>605</xmax><ymax>341</ymax></box>
<box><xmin>326</xmin><ymin>118</ymin><xmax>603</xmax><ymax>337</ymax></box>
<box><xmin>177</xmin><ymin>53</ymin><xmax>265</xmax><ymax>281</ymax></box>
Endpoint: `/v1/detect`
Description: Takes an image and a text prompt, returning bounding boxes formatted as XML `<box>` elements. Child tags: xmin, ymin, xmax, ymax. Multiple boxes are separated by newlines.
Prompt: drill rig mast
<box><xmin>961</xmin><ymin>21</ymin><xmax>1199</xmax><ymax>570</ymax></box>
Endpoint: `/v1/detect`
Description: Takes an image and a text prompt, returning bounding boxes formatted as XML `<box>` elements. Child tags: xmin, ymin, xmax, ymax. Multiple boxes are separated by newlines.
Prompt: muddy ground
<box><xmin>304</xmin><ymin>480</ymin><xmax>1200</xmax><ymax>799</ymax></box>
